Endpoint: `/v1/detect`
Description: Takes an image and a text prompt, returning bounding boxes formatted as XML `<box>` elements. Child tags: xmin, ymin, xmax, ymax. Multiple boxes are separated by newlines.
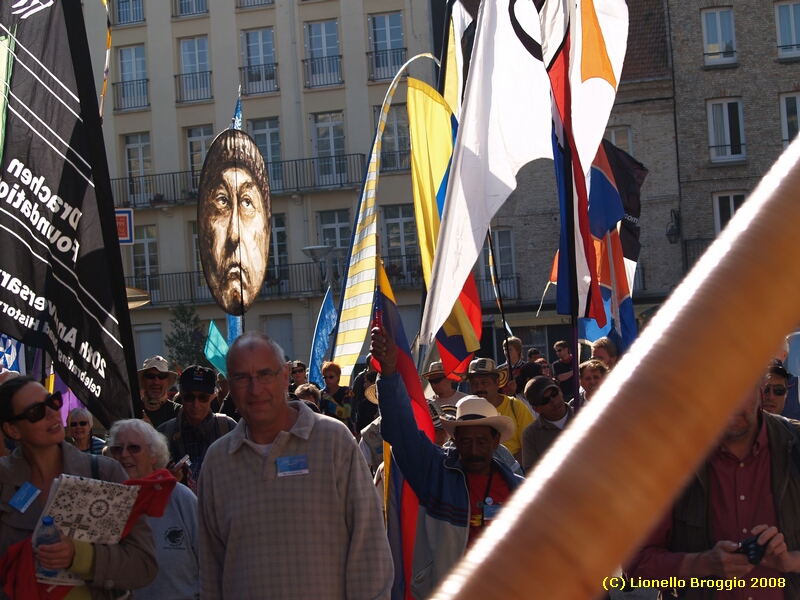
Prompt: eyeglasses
<box><xmin>292</xmin><ymin>369</ymin><xmax>305</xmax><ymax>375</ymax></box>
<box><xmin>108</xmin><ymin>444</ymin><xmax>143</xmax><ymax>457</ymax></box>
<box><xmin>182</xmin><ymin>392</ymin><xmax>212</xmax><ymax>403</ymax></box>
<box><xmin>70</xmin><ymin>421</ymin><xmax>89</xmax><ymax>427</ymax></box>
<box><xmin>428</xmin><ymin>377</ymin><xmax>445</xmax><ymax>385</ymax></box>
<box><xmin>764</xmin><ymin>385</ymin><xmax>788</xmax><ymax>396</ymax></box>
<box><xmin>144</xmin><ymin>373</ymin><xmax>169</xmax><ymax>381</ymax></box>
<box><xmin>324</xmin><ymin>374</ymin><xmax>337</xmax><ymax>380</ymax></box>
<box><xmin>534</xmin><ymin>388</ymin><xmax>559</xmax><ymax>406</ymax></box>
<box><xmin>8</xmin><ymin>392</ymin><xmax>63</xmax><ymax>423</ymax></box>
<box><xmin>230</xmin><ymin>368</ymin><xmax>281</xmax><ymax>389</ymax></box>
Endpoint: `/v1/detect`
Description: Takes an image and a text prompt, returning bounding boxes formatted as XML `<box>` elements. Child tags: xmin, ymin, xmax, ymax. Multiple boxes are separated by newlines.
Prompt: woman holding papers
<box><xmin>107</xmin><ymin>419</ymin><xmax>199</xmax><ymax>600</ymax></box>
<box><xmin>0</xmin><ymin>376</ymin><xmax>157</xmax><ymax>599</ymax></box>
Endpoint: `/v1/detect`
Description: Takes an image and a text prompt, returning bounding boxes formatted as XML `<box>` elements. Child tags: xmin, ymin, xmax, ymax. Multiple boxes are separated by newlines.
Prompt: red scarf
<box><xmin>0</xmin><ymin>469</ymin><xmax>177</xmax><ymax>600</ymax></box>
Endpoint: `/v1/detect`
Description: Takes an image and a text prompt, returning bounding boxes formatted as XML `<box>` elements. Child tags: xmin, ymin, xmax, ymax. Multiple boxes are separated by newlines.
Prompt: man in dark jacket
<box><xmin>371</xmin><ymin>326</ymin><xmax>523</xmax><ymax>600</ymax></box>
<box><xmin>628</xmin><ymin>385</ymin><xmax>800</xmax><ymax>599</ymax></box>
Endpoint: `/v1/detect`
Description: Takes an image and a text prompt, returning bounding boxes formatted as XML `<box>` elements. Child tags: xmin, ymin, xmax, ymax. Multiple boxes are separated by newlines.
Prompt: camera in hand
<box><xmin>736</xmin><ymin>535</ymin><xmax>766</xmax><ymax>565</ymax></box>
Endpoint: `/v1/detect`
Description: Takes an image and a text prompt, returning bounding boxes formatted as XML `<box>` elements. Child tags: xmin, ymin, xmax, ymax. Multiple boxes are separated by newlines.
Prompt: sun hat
<box><xmin>440</xmin><ymin>395</ymin><xmax>514</xmax><ymax>443</ymax></box>
<box><xmin>466</xmin><ymin>357</ymin><xmax>509</xmax><ymax>389</ymax></box>
<box><xmin>137</xmin><ymin>355</ymin><xmax>178</xmax><ymax>388</ymax></box>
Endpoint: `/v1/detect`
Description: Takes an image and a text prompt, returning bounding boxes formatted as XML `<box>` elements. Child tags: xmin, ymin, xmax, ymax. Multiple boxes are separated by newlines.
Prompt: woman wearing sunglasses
<box><xmin>0</xmin><ymin>376</ymin><xmax>157</xmax><ymax>599</ymax></box>
<box><xmin>106</xmin><ymin>419</ymin><xmax>199</xmax><ymax>600</ymax></box>
<box><xmin>66</xmin><ymin>408</ymin><xmax>105</xmax><ymax>455</ymax></box>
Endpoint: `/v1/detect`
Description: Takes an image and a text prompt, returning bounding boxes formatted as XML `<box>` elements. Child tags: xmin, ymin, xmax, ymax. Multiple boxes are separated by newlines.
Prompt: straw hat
<box><xmin>364</xmin><ymin>383</ymin><xmax>378</xmax><ymax>405</ymax></box>
<box><xmin>440</xmin><ymin>396</ymin><xmax>514</xmax><ymax>443</ymax></box>
<box><xmin>422</xmin><ymin>360</ymin><xmax>465</xmax><ymax>381</ymax></box>
<box><xmin>466</xmin><ymin>357</ymin><xmax>509</xmax><ymax>389</ymax></box>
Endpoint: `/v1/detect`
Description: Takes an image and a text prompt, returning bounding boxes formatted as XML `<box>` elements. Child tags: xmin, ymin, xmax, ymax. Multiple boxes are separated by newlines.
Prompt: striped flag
<box><xmin>372</xmin><ymin>259</ymin><xmax>434</xmax><ymax>600</ymax></box>
<box><xmin>407</xmin><ymin>78</ymin><xmax>482</xmax><ymax>377</ymax></box>
<box><xmin>537</xmin><ymin>0</ymin><xmax>628</xmax><ymax>326</ymax></box>
<box><xmin>332</xmin><ymin>69</ymin><xmax>406</xmax><ymax>385</ymax></box>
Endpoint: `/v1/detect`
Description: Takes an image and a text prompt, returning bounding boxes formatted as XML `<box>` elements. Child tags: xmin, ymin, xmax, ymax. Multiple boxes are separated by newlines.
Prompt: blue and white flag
<box><xmin>0</xmin><ymin>333</ymin><xmax>24</xmax><ymax>373</ymax></box>
<box><xmin>230</xmin><ymin>92</ymin><xmax>242</xmax><ymax>131</ymax></box>
<box><xmin>309</xmin><ymin>287</ymin><xmax>337</xmax><ymax>388</ymax></box>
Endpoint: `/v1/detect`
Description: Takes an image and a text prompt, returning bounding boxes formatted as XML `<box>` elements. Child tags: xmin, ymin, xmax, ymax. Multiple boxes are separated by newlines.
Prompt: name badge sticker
<box><xmin>9</xmin><ymin>482</ymin><xmax>40</xmax><ymax>513</ymax></box>
<box><xmin>483</xmin><ymin>504</ymin><xmax>501</xmax><ymax>521</ymax></box>
<box><xmin>276</xmin><ymin>455</ymin><xmax>309</xmax><ymax>477</ymax></box>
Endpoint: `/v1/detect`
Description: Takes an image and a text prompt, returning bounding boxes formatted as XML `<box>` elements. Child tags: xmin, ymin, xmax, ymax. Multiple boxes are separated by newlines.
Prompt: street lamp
<box><xmin>666</xmin><ymin>209</ymin><xmax>681</xmax><ymax>244</ymax></box>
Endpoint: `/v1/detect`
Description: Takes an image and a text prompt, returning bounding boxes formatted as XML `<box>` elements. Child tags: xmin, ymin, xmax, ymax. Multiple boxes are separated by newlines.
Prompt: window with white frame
<box><xmin>267</xmin><ymin>214</ymin><xmax>288</xmax><ymax>285</ymax></box>
<box><xmin>713</xmin><ymin>191</ymin><xmax>746</xmax><ymax>234</ymax></box>
<box><xmin>190</xmin><ymin>221</ymin><xmax>210</xmax><ymax>296</ymax></box>
<box><xmin>368</xmin><ymin>12</ymin><xmax>404</xmax><ymax>80</ymax></box>
<box><xmin>304</xmin><ymin>20</ymin><xmax>340</xmax><ymax>87</ymax></box>
<box><xmin>242</xmin><ymin>28</ymin><xmax>276</xmax><ymax>94</ymax></box>
<box><xmin>180</xmin><ymin>37</ymin><xmax>211</xmax><ymax>101</ymax></box>
<box><xmin>118</xmin><ymin>45</ymin><xmax>147</xmax><ymax>109</ymax></box>
<box><xmin>382</xmin><ymin>204</ymin><xmax>418</xmax><ymax>280</ymax></box>
<box><xmin>603</xmin><ymin>127</ymin><xmax>632</xmax><ymax>155</ymax></box>
<box><xmin>701</xmin><ymin>8</ymin><xmax>736</xmax><ymax>64</ymax></box>
<box><xmin>312</xmin><ymin>111</ymin><xmax>346</xmax><ymax>185</ymax></box>
<box><xmin>249</xmin><ymin>117</ymin><xmax>282</xmax><ymax>189</ymax></box>
<box><xmin>375</xmin><ymin>105</ymin><xmax>410</xmax><ymax>171</ymax></box>
<box><xmin>707</xmin><ymin>98</ymin><xmax>745</xmax><ymax>161</ymax></box>
<box><xmin>133</xmin><ymin>224</ymin><xmax>159</xmax><ymax>294</ymax></box>
<box><xmin>124</xmin><ymin>133</ymin><xmax>152</xmax><ymax>204</ymax></box>
<box><xmin>781</xmin><ymin>92</ymin><xmax>800</xmax><ymax>148</ymax></box>
<box><xmin>318</xmin><ymin>209</ymin><xmax>351</xmax><ymax>247</ymax></box>
<box><xmin>776</xmin><ymin>2</ymin><xmax>800</xmax><ymax>57</ymax></box>
<box><xmin>115</xmin><ymin>0</ymin><xmax>143</xmax><ymax>24</ymax></box>
<box><xmin>187</xmin><ymin>125</ymin><xmax>214</xmax><ymax>179</ymax></box>
<box><xmin>479</xmin><ymin>229</ymin><xmax>518</xmax><ymax>302</ymax></box>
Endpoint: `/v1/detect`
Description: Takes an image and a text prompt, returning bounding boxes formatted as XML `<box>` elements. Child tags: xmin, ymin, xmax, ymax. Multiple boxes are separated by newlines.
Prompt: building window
<box><xmin>178</xmin><ymin>37</ymin><xmax>211</xmax><ymax>102</ymax></box>
<box><xmin>312</xmin><ymin>111</ymin><xmax>346</xmax><ymax>185</ymax></box>
<box><xmin>124</xmin><ymin>133</ymin><xmax>152</xmax><ymax>206</ymax></box>
<box><xmin>133</xmin><ymin>225</ymin><xmax>159</xmax><ymax>299</ymax></box>
<box><xmin>382</xmin><ymin>204</ymin><xmax>418</xmax><ymax>280</ymax></box>
<box><xmin>241</xmin><ymin>28</ymin><xmax>277</xmax><ymax>95</ymax></box>
<box><xmin>781</xmin><ymin>93</ymin><xmax>800</xmax><ymax>148</ymax></box>
<box><xmin>318</xmin><ymin>209</ymin><xmax>351</xmax><ymax>248</ymax></box>
<box><xmin>248</xmin><ymin>118</ymin><xmax>282</xmax><ymax>190</ymax></box>
<box><xmin>603</xmin><ymin>127</ymin><xmax>632</xmax><ymax>155</ymax></box>
<box><xmin>187</xmin><ymin>124</ymin><xmax>214</xmax><ymax>190</ymax></box>
<box><xmin>375</xmin><ymin>105</ymin><xmax>410</xmax><ymax>171</ymax></box>
<box><xmin>776</xmin><ymin>2</ymin><xmax>800</xmax><ymax>57</ymax></box>
<box><xmin>367</xmin><ymin>12</ymin><xmax>405</xmax><ymax>80</ymax></box>
<box><xmin>174</xmin><ymin>0</ymin><xmax>207</xmax><ymax>17</ymax></box>
<box><xmin>707</xmin><ymin>99</ymin><xmax>745</xmax><ymax>161</ymax></box>
<box><xmin>114</xmin><ymin>0</ymin><xmax>144</xmax><ymax>25</ymax></box>
<box><xmin>133</xmin><ymin>324</ymin><xmax>163</xmax><ymax>367</ymax></box>
<box><xmin>701</xmin><ymin>8</ymin><xmax>736</xmax><ymax>64</ymax></box>
<box><xmin>713</xmin><ymin>192</ymin><xmax>746</xmax><ymax>234</ymax></box>
<box><xmin>116</xmin><ymin>45</ymin><xmax>148</xmax><ymax>110</ymax></box>
<box><xmin>303</xmin><ymin>20</ymin><xmax>341</xmax><ymax>87</ymax></box>
<box><xmin>190</xmin><ymin>221</ymin><xmax>212</xmax><ymax>298</ymax></box>
<box><xmin>265</xmin><ymin>214</ymin><xmax>288</xmax><ymax>292</ymax></box>
<box><xmin>478</xmin><ymin>229</ymin><xmax>519</xmax><ymax>302</ymax></box>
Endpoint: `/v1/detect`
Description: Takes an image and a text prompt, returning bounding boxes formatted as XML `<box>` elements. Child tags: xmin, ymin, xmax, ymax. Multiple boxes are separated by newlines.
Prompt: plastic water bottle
<box><xmin>35</xmin><ymin>516</ymin><xmax>61</xmax><ymax>578</ymax></box>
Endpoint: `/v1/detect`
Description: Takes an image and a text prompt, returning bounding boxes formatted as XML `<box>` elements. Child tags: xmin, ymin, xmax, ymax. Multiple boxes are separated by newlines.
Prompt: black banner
<box><xmin>0</xmin><ymin>0</ymin><xmax>138</xmax><ymax>426</ymax></box>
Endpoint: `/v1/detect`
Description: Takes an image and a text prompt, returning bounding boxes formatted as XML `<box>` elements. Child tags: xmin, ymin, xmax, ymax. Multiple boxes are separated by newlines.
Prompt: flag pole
<box><xmin>487</xmin><ymin>227</ymin><xmax>514</xmax><ymax>382</ymax></box>
<box><xmin>562</xmin><ymin>141</ymin><xmax>582</xmax><ymax>414</ymax></box>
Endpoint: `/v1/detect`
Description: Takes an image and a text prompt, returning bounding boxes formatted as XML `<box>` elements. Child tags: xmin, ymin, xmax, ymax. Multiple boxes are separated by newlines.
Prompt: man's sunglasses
<box><xmin>144</xmin><ymin>373</ymin><xmax>169</xmax><ymax>381</ymax></box>
<box><xmin>8</xmin><ymin>392</ymin><xmax>63</xmax><ymax>423</ymax></box>
<box><xmin>428</xmin><ymin>377</ymin><xmax>445</xmax><ymax>385</ymax></box>
<box><xmin>764</xmin><ymin>384</ymin><xmax>788</xmax><ymax>396</ymax></box>
<box><xmin>108</xmin><ymin>444</ymin><xmax>143</xmax><ymax>457</ymax></box>
<box><xmin>292</xmin><ymin>369</ymin><xmax>305</xmax><ymax>374</ymax></box>
<box><xmin>533</xmin><ymin>388</ymin><xmax>559</xmax><ymax>407</ymax></box>
<box><xmin>70</xmin><ymin>421</ymin><xmax>89</xmax><ymax>427</ymax></box>
<box><xmin>182</xmin><ymin>392</ymin><xmax>211</xmax><ymax>403</ymax></box>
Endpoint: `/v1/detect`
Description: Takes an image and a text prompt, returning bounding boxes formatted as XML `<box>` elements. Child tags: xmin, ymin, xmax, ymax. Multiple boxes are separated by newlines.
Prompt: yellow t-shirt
<box><xmin>494</xmin><ymin>395</ymin><xmax>534</xmax><ymax>457</ymax></box>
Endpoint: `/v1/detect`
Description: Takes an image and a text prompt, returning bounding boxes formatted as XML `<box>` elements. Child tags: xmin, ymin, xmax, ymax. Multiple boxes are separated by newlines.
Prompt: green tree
<box><xmin>164</xmin><ymin>303</ymin><xmax>210</xmax><ymax>371</ymax></box>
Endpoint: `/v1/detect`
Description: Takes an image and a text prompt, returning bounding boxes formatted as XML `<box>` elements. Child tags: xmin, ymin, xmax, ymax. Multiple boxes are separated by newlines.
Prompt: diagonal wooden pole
<box><xmin>430</xmin><ymin>139</ymin><xmax>800</xmax><ymax>599</ymax></box>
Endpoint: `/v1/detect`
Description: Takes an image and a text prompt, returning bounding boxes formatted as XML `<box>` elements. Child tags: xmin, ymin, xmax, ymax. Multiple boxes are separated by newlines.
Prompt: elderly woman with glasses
<box><xmin>107</xmin><ymin>419</ymin><xmax>199</xmax><ymax>600</ymax></box>
<box><xmin>66</xmin><ymin>408</ymin><xmax>105</xmax><ymax>455</ymax></box>
<box><xmin>0</xmin><ymin>376</ymin><xmax>157</xmax><ymax>599</ymax></box>
<box><xmin>319</xmin><ymin>361</ymin><xmax>357</xmax><ymax>436</ymax></box>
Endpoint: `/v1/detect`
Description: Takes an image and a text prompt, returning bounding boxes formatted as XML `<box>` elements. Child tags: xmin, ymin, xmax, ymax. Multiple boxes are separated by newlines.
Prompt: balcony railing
<box><xmin>382</xmin><ymin>253</ymin><xmax>423</xmax><ymax>289</ymax></box>
<box><xmin>240</xmin><ymin>63</ymin><xmax>279</xmax><ymax>95</ymax></box>
<box><xmin>381</xmin><ymin>150</ymin><xmax>410</xmax><ymax>172</ymax></box>
<box><xmin>126</xmin><ymin>264</ymin><xmax>331</xmax><ymax>306</ymax></box>
<box><xmin>236</xmin><ymin>0</ymin><xmax>273</xmax><ymax>7</ymax></box>
<box><xmin>112</xmin><ymin>0</ymin><xmax>144</xmax><ymax>24</ymax></box>
<box><xmin>175</xmin><ymin>72</ymin><xmax>213</xmax><ymax>103</ymax></box>
<box><xmin>172</xmin><ymin>0</ymin><xmax>207</xmax><ymax>17</ymax></box>
<box><xmin>474</xmin><ymin>275</ymin><xmax>520</xmax><ymax>304</ymax></box>
<box><xmin>110</xmin><ymin>154</ymin><xmax>366</xmax><ymax>208</ymax></box>
<box><xmin>112</xmin><ymin>79</ymin><xmax>149</xmax><ymax>110</ymax></box>
<box><xmin>683</xmin><ymin>238</ymin><xmax>713</xmax><ymax>273</ymax></box>
<box><xmin>367</xmin><ymin>48</ymin><xmax>407</xmax><ymax>81</ymax></box>
<box><xmin>302</xmin><ymin>56</ymin><xmax>343</xmax><ymax>88</ymax></box>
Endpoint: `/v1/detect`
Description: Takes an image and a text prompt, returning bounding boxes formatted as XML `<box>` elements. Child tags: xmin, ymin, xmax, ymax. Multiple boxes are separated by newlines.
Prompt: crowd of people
<box><xmin>0</xmin><ymin>331</ymin><xmax>798</xmax><ymax>599</ymax></box>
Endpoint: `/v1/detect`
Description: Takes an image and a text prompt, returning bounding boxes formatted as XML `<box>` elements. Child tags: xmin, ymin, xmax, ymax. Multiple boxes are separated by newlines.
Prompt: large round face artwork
<box><xmin>198</xmin><ymin>130</ymin><xmax>272</xmax><ymax>315</ymax></box>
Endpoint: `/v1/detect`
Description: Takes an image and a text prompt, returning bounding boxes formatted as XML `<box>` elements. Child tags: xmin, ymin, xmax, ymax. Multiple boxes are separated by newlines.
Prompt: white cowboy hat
<box><xmin>440</xmin><ymin>396</ymin><xmax>515</xmax><ymax>443</ymax></box>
